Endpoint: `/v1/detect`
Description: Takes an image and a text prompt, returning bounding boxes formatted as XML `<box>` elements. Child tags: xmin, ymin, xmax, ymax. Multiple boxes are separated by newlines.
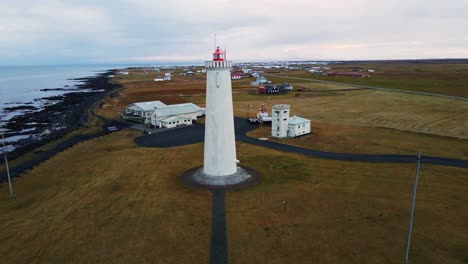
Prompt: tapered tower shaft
<box><xmin>203</xmin><ymin>58</ymin><xmax>237</xmax><ymax>176</ymax></box>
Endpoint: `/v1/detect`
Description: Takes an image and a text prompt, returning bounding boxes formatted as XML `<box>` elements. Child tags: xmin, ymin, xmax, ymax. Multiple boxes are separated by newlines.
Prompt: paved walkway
<box><xmin>135</xmin><ymin>117</ymin><xmax>468</xmax><ymax>169</ymax></box>
<box><xmin>210</xmin><ymin>190</ymin><xmax>228</xmax><ymax>264</ymax></box>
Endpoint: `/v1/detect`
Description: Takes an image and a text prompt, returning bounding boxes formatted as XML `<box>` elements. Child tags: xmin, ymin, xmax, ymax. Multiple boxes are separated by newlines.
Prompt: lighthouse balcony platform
<box><xmin>205</xmin><ymin>60</ymin><xmax>232</xmax><ymax>69</ymax></box>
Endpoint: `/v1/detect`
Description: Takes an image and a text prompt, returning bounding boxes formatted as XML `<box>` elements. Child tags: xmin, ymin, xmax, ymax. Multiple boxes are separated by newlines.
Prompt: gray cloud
<box><xmin>0</xmin><ymin>0</ymin><xmax>467</xmax><ymax>65</ymax></box>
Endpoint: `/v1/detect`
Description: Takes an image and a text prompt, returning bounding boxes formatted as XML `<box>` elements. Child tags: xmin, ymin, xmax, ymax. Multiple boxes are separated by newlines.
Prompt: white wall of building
<box><xmin>152</xmin><ymin>112</ymin><xmax>197</xmax><ymax>128</ymax></box>
<box><xmin>288</xmin><ymin>120</ymin><xmax>311</xmax><ymax>137</ymax></box>
<box><xmin>160</xmin><ymin>117</ymin><xmax>192</xmax><ymax>128</ymax></box>
<box><xmin>271</xmin><ymin>104</ymin><xmax>290</xmax><ymax>138</ymax></box>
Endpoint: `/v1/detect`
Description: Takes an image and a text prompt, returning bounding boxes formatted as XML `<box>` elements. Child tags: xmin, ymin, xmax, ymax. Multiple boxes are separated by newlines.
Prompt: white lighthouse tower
<box><xmin>193</xmin><ymin>47</ymin><xmax>251</xmax><ymax>186</ymax></box>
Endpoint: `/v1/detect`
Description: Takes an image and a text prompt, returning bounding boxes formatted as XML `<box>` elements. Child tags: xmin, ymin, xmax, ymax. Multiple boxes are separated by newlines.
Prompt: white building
<box><xmin>271</xmin><ymin>104</ymin><xmax>311</xmax><ymax>138</ymax></box>
<box><xmin>154</xmin><ymin>75</ymin><xmax>171</xmax><ymax>82</ymax></box>
<box><xmin>272</xmin><ymin>104</ymin><xmax>291</xmax><ymax>138</ymax></box>
<box><xmin>154</xmin><ymin>72</ymin><xmax>172</xmax><ymax>81</ymax></box>
<box><xmin>242</xmin><ymin>68</ymin><xmax>252</xmax><ymax>74</ymax></box>
<box><xmin>287</xmin><ymin>116</ymin><xmax>311</xmax><ymax>137</ymax></box>
<box><xmin>122</xmin><ymin>101</ymin><xmax>167</xmax><ymax>124</ymax></box>
<box><xmin>151</xmin><ymin>103</ymin><xmax>203</xmax><ymax>128</ymax></box>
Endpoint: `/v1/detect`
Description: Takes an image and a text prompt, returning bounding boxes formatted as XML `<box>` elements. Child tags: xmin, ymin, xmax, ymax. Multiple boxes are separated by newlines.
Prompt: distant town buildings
<box><xmin>250</xmin><ymin>76</ymin><xmax>269</xmax><ymax>85</ymax></box>
<box><xmin>258</xmin><ymin>83</ymin><xmax>293</xmax><ymax>94</ymax></box>
<box><xmin>231</xmin><ymin>72</ymin><xmax>241</xmax><ymax>79</ymax></box>
<box><xmin>154</xmin><ymin>73</ymin><xmax>172</xmax><ymax>82</ymax></box>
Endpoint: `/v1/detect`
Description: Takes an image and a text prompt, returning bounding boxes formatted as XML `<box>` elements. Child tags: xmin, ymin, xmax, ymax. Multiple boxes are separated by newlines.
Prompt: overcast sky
<box><xmin>1</xmin><ymin>0</ymin><xmax>467</xmax><ymax>65</ymax></box>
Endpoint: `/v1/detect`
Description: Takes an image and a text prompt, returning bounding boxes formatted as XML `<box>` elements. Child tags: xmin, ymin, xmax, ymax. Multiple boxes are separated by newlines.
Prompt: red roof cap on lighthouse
<box><xmin>213</xmin><ymin>47</ymin><xmax>225</xmax><ymax>61</ymax></box>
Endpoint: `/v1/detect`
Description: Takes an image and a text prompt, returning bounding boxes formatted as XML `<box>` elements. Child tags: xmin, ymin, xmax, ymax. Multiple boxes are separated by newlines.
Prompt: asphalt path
<box><xmin>135</xmin><ymin>117</ymin><xmax>468</xmax><ymax>169</ymax></box>
<box><xmin>264</xmin><ymin>74</ymin><xmax>468</xmax><ymax>101</ymax></box>
<box><xmin>210</xmin><ymin>190</ymin><xmax>228</xmax><ymax>264</ymax></box>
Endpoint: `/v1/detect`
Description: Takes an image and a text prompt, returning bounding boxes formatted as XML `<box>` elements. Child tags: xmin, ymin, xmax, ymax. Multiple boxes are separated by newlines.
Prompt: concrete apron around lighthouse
<box><xmin>191</xmin><ymin>50</ymin><xmax>252</xmax><ymax>187</ymax></box>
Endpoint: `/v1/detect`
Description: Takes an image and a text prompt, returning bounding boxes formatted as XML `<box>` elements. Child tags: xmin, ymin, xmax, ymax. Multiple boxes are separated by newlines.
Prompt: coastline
<box><xmin>1</xmin><ymin>70</ymin><xmax>122</xmax><ymax>162</ymax></box>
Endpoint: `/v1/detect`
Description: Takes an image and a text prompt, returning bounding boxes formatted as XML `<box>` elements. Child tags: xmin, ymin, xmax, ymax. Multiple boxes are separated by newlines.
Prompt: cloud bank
<box><xmin>1</xmin><ymin>0</ymin><xmax>467</xmax><ymax>65</ymax></box>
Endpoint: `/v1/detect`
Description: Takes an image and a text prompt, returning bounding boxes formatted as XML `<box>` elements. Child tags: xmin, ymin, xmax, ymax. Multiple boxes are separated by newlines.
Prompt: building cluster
<box><xmin>154</xmin><ymin>72</ymin><xmax>172</xmax><ymax>82</ymax></box>
<box><xmin>121</xmin><ymin>101</ymin><xmax>204</xmax><ymax>128</ymax></box>
<box><xmin>271</xmin><ymin>104</ymin><xmax>311</xmax><ymax>138</ymax></box>
<box><xmin>258</xmin><ymin>83</ymin><xmax>293</xmax><ymax>94</ymax></box>
<box><xmin>308</xmin><ymin>66</ymin><xmax>331</xmax><ymax>75</ymax></box>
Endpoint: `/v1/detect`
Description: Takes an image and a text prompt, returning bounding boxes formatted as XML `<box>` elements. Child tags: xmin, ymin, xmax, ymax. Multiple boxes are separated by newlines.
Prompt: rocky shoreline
<box><xmin>1</xmin><ymin>70</ymin><xmax>122</xmax><ymax>161</ymax></box>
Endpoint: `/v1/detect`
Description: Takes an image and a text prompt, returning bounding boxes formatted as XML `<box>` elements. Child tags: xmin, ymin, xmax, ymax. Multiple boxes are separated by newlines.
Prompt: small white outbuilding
<box><xmin>271</xmin><ymin>104</ymin><xmax>311</xmax><ymax>138</ymax></box>
<box><xmin>287</xmin><ymin>116</ymin><xmax>311</xmax><ymax>137</ymax></box>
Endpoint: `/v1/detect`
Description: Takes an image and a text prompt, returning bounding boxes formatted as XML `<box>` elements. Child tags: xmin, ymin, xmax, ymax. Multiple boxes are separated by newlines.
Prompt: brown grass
<box><xmin>1</xmin><ymin>134</ymin><xmax>466</xmax><ymax>263</ymax></box>
<box><xmin>234</xmin><ymin>90</ymin><xmax>468</xmax><ymax>139</ymax></box>
<box><xmin>247</xmin><ymin>122</ymin><xmax>468</xmax><ymax>160</ymax></box>
<box><xmin>268</xmin><ymin>62</ymin><xmax>468</xmax><ymax>98</ymax></box>
<box><xmin>228</xmin><ymin>143</ymin><xmax>468</xmax><ymax>264</ymax></box>
<box><xmin>0</xmin><ymin>129</ymin><xmax>211</xmax><ymax>263</ymax></box>
<box><xmin>1</xmin><ymin>66</ymin><xmax>466</xmax><ymax>263</ymax></box>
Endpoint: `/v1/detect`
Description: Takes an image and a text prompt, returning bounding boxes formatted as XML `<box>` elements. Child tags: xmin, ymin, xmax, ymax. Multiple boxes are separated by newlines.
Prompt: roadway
<box><xmin>135</xmin><ymin>117</ymin><xmax>468</xmax><ymax>169</ymax></box>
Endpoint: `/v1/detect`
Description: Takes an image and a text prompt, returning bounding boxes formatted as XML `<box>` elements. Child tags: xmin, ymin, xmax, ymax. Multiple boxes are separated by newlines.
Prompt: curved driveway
<box><xmin>135</xmin><ymin>117</ymin><xmax>468</xmax><ymax>169</ymax></box>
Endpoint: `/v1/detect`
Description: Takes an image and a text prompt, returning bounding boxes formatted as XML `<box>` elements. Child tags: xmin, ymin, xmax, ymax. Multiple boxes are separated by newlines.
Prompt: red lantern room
<box><xmin>213</xmin><ymin>47</ymin><xmax>224</xmax><ymax>61</ymax></box>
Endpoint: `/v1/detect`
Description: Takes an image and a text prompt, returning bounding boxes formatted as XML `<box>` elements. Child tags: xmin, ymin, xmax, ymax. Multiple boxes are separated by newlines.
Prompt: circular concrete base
<box><xmin>180</xmin><ymin>166</ymin><xmax>259</xmax><ymax>191</ymax></box>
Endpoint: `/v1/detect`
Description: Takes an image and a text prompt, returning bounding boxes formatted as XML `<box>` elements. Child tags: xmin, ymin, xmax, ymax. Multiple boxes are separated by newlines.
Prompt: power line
<box><xmin>404</xmin><ymin>152</ymin><xmax>421</xmax><ymax>264</ymax></box>
<box><xmin>0</xmin><ymin>118</ymin><xmax>14</xmax><ymax>197</ymax></box>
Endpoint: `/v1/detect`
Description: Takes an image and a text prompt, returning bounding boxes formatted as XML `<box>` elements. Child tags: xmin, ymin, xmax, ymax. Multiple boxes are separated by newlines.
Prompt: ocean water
<box><xmin>0</xmin><ymin>62</ymin><xmax>202</xmax><ymax>154</ymax></box>
<box><xmin>0</xmin><ymin>65</ymin><xmax>124</xmax><ymax>117</ymax></box>
<box><xmin>0</xmin><ymin>62</ymin><xmax>203</xmax><ymax>115</ymax></box>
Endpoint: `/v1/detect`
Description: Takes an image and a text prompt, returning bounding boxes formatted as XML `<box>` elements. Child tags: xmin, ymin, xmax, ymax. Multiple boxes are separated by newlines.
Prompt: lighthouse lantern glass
<box><xmin>213</xmin><ymin>47</ymin><xmax>224</xmax><ymax>61</ymax></box>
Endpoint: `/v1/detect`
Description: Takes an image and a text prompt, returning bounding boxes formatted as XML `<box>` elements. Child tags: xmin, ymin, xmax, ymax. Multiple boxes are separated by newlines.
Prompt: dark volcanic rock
<box><xmin>4</xmin><ymin>105</ymin><xmax>38</xmax><ymax>111</ymax></box>
<box><xmin>40</xmin><ymin>88</ymin><xmax>70</xmax><ymax>91</ymax></box>
<box><xmin>1</xmin><ymin>70</ymin><xmax>122</xmax><ymax>161</ymax></box>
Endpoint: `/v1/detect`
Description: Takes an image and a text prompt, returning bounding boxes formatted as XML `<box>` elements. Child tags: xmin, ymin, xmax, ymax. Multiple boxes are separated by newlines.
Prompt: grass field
<box><xmin>267</xmin><ymin>62</ymin><xmax>468</xmax><ymax>98</ymax></box>
<box><xmin>0</xmin><ymin>130</ymin><xmax>211</xmax><ymax>263</ymax></box>
<box><xmin>230</xmin><ymin>143</ymin><xmax>468</xmax><ymax>264</ymax></box>
<box><xmin>0</xmin><ymin>131</ymin><xmax>466</xmax><ymax>263</ymax></box>
<box><xmin>247</xmin><ymin>122</ymin><xmax>468</xmax><ymax>160</ymax></box>
<box><xmin>234</xmin><ymin>89</ymin><xmax>468</xmax><ymax>139</ymax></box>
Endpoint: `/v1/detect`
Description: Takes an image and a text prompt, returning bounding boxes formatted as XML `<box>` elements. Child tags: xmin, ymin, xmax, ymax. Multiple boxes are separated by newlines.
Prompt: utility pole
<box><xmin>0</xmin><ymin>119</ymin><xmax>14</xmax><ymax>197</ymax></box>
<box><xmin>404</xmin><ymin>152</ymin><xmax>421</xmax><ymax>264</ymax></box>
